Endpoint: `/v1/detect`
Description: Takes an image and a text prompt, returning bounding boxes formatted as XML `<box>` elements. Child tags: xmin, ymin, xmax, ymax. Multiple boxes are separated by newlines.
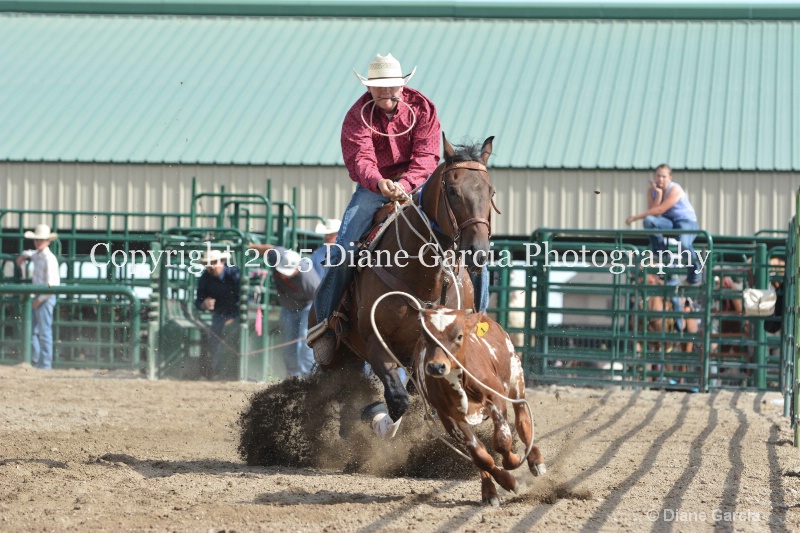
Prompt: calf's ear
<box><xmin>464</xmin><ymin>311</ymin><xmax>483</xmax><ymax>334</ymax></box>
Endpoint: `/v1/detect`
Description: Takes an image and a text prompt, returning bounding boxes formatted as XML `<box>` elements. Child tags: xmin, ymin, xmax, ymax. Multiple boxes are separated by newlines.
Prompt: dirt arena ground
<box><xmin>2</xmin><ymin>363</ymin><xmax>800</xmax><ymax>532</ymax></box>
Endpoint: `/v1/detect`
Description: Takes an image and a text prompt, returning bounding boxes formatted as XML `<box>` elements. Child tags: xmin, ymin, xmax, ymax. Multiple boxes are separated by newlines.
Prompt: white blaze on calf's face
<box><xmin>428</xmin><ymin>309</ymin><xmax>457</xmax><ymax>332</ymax></box>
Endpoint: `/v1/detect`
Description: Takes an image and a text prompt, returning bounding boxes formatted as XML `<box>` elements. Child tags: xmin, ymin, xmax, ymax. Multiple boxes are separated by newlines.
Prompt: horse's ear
<box><xmin>480</xmin><ymin>136</ymin><xmax>495</xmax><ymax>165</ymax></box>
<box><xmin>442</xmin><ymin>132</ymin><xmax>456</xmax><ymax>159</ymax></box>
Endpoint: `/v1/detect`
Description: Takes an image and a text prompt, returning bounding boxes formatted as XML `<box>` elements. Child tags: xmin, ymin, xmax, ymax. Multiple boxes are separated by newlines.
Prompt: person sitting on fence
<box><xmin>625</xmin><ymin>164</ymin><xmax>702</xmax><ymax>287</ymax></box>
<box><xmin>194</xmin><ymin>249</ymin><xmax>241</xmax><ymax>379</ymax></box>
<box><xmin>310</xmin><ymin>218</ymin><xmax>341</xmax><ymax>280</ymax></box>
<box><xmin>15</xmin><ymin>224</ymin><xmax>61</xmax><ymax>370</ymax></box>
<box><xmin>249</xmin><ymin>243</ymin><xmax>321</xmax><ymax>377</ymax></box>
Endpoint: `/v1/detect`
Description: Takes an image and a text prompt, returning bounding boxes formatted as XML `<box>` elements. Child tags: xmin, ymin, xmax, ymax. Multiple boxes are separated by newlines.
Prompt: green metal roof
<box><xmin>3</xmin><ymin>1</ymin><xmax>800</xmax><ymax>20</ymax></box>
<box><xmin>0</xmin><ymin>13</ymin><xmax>797</xmax><ymax>170</ymax></box>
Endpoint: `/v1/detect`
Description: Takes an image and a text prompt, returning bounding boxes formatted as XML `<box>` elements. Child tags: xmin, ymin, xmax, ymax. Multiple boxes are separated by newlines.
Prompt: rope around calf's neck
<box><xmin>369</xmin><ymin>291</ymin><xmax>536</xmax><ymax>464</ymax></box>
<box><xmin>370</xmin><ymin>291</ymin><xmax>471</xmax><ymax>460</ymax></box>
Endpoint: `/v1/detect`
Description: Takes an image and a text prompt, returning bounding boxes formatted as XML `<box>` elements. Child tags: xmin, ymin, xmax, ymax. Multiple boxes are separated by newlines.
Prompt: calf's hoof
<box><xmin>531</xmin><ymin>462</ymin><xmax>547</xmax><ymax>476</ymax></box>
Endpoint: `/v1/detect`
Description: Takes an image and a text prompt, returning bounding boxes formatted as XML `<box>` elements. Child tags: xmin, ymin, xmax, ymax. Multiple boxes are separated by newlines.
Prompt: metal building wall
<box><xmin>491</xmin><ymin>168</ymin><xmax>798</xmax><ymax>237</ymax></box>
<box><xmin>1</xmin><ymin>163</ymin><xmax>796</xmax><ymax>236</ymax></box>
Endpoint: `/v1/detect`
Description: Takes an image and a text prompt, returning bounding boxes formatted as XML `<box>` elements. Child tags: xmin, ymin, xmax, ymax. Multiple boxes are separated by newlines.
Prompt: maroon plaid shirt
<box><xmin>341</xmin><ymin>87</ymin><xmax>441</xmax><ymax>194</ymax></box>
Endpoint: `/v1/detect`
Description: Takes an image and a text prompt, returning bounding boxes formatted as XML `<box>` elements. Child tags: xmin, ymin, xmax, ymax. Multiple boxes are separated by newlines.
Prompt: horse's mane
<box><xmin>449</xmin><ymin>142</ymin><xmax>483</xmax><ymax>163</ymax></box>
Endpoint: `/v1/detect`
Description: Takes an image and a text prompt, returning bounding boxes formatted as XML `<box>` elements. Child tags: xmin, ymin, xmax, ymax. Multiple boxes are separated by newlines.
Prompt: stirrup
<box><xmin>307</xmin><ymin>319</ymin><xmax>329</xmax><ymax>345</ymax></box>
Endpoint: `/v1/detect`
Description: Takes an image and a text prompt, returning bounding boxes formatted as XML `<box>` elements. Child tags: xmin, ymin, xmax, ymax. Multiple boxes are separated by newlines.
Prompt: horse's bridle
<box><xmin>438</xmin><ymin>160</ymin><xmax>501</xmax><ymax>248</ymax></box>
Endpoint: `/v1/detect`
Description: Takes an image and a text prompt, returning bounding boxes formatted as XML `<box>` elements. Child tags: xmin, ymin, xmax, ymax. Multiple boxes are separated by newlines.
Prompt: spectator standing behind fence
<box><xmin>249</xmin><ymin>243</ymin><xmax>321</xmax><ymax>377</ymax></box>
<box><xmin>625</xmin><ymin>164</ymin><xmax>702</xmax><ymax>286</ymax></box>
<box><xmin>15</xmin><ymin>224</ymin><xmax>61</xmax><ymax>370</ymax></box>
<box><xmin>310</xmin><ymin>218</ymin><xmax>341</xmax><ymax>279</ymax></box>
<box><xmin>194</xmin><ymin>249</ymin><xmax>241</xmax><ymax>379</ymax></box>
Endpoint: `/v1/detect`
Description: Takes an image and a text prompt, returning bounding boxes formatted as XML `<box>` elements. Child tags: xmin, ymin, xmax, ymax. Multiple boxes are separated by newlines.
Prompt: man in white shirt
<box><xmin>15</xmin><ymin>224</ymin><xmax>61</xmax><ymax>370</ymax></box>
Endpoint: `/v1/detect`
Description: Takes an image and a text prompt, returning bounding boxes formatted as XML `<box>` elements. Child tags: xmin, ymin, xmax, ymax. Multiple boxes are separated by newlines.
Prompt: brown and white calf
<box><xmin>413</xmin><ymin>306</ymin><xmax>546</xmax><ymax>506</ymax></box>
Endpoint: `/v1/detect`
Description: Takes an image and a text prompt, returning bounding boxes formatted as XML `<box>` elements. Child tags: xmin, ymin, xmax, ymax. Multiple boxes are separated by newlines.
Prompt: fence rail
<box><xmin>0</xmin><ymin>284</ymin><xmax>142</xmax><ymax>369</ymax></box>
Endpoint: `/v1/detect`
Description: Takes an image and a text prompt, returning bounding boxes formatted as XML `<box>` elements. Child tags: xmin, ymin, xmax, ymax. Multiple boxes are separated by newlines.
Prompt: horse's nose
<box><xmin>426</xmin><ymin>362</ymin><xmax>447</xmax><ymax>377</ymax></box>
<box><xmin>464</xmin><ymin>245</ymin><xmax>490</xmax><ymax>270</ymax></box>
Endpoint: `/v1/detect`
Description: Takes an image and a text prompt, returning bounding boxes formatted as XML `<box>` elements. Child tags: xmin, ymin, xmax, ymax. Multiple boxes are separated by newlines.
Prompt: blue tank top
<box><xmin>660</xmin><ymin>182</ymin><xmax>697</xmax><ymax>222</ymax></box>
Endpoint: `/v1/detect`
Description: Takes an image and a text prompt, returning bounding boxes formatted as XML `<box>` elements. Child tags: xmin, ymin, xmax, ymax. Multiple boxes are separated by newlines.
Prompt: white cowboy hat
<box><xmin>353</xmin><ymin>53</ymin><xmax>416</xmax><ymax>87</ymax></box>
<box><xmin>314</xmin><ymin>218</ymin><xmax>341</xmax><ymax>235</ymax></box>
<box><xmin>275</xmin><ymin>249</ymin><xmax>302</xmax><ymax>277</ymax></box>
<box><xmin>24</xmin><ymin>224</ymin><xmax>58</xmax><ymax>240</ymax></box>
<box><xmin>196</xmin><ymin>249</ymin><xmax>230</xmax><ymax>265</ymax></box>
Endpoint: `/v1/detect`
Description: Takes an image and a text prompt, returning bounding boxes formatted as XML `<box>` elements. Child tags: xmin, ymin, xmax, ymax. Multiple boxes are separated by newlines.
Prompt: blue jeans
<box><xmin>209</xmin><ymin>314</ymin><xmax>236</xmax><ymax>377</ymax></box>
<box><xmin>471</xmin><ymin>268</ymin><xmax>489</xmax><ymax>313</ymax></box>
<box><xmin>281</xmin><ymin>303</ymin><xmax>314</xmax><ymax>377</ymax></box>
<box><xmin>643</xmin><ymin>216</ymin><xmax>701</xmax><ymax>283</ymax></box>
<box><xmin>31</xmin><ymin>297</ymin><xmax>55</xmax><ymax>369</ymax></box>
<box><xmin>314</xmin><ymin>185</ymin><xmax>390</xmax><ymax>322</ymax></box>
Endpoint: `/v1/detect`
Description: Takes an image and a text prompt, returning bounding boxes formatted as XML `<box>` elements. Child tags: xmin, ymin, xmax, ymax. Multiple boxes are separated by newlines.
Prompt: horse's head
<box><xmin>417</xmin><ymin>307</ymin><xmax>480</xmax><ymax>378</ymax></box>
<box><xmin>424</xmin><ymin>133</ymin><xmax>499</xmax><ymax>274</ymax></box>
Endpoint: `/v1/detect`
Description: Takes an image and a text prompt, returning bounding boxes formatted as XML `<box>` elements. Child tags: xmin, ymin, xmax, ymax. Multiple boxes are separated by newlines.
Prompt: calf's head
<box><xmin>419</xmin><ymin>308</ymin><xmax>482</xmax><ymax>378</ymax></box>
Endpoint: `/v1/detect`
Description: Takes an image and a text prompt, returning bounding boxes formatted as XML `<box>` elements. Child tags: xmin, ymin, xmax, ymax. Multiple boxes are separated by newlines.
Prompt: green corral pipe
<box><xmin>190</xmin><ymin>177</ymin><xmax>197</xmax><ymax>227</ymax></box>
<box><xmin>22</xmin><ymin>296</ymin><xmax>32</xmax><ymax>365</ymax></box>
<box><xmin>291</xmin><ymin>187</ymin><xmax>298</xmax><ymax>249</ymax></box>
<box><xmin>755</xmin><ymin>243</ymin><xmax>768</xmax><ymax>390</ymax></box>
<box><xmin>239</xmin><ymin>272</ymin><xmax>250</xmax><ymax>381</ymax></box>
<box><xmin>497</xmin><ymin>268</ymin><xmax>510</xmax><ymax>327</ymax></box>
<box><xmin>1</xmin><ymin>285</ymin><xmax>141</xmax><ymax>374</ymax></box>
<box><xmin>795</xmin><ymin>188</ymin><xmax>800</xmax><ymax>447</ymax></box>
<box><xmin>217</xmin><ymin>185</ymin><xmax>226</xmax><ymax>228</ymax></box>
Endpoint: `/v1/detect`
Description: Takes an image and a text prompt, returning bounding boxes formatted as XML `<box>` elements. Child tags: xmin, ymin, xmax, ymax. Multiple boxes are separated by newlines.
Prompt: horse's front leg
<box><xmin>364</xmin><ymin>358</ymin><xmax>409</xmax><ymax>439</ymax></box>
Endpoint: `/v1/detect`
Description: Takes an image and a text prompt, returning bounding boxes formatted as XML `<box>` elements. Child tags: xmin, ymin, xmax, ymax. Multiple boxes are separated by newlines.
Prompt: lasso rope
<box><xmin>360</xmin><ymin>98</ymin><xmax>417</xmax><ymax>138</ymax></box>
<box><xmin>388</xmin><ymin>193</ymin><xmax>462</xmax><ymax>309</ymax></box>
<box><xmin>369</xmin><ymin>290</ymin><xmax>536</xmax><ymax>465</ymax></box>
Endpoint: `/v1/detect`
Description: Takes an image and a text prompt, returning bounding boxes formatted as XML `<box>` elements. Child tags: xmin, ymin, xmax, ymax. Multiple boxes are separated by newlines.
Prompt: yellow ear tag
<box><xmin>476</xmin><ymin>321</ymin><xmax>489</xmax><ymax>337</ymax></box>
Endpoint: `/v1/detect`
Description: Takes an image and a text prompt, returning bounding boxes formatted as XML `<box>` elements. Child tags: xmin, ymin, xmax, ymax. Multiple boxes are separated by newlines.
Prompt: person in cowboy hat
<box><xmin>15</xmin><ymin>224</ymin><xmax>61</xmax><ymax>370</ymax></box>
<box><xmin>307</xmin><ymin>52</ymin><xmax>442</xmax><ymax>358</ymax></box>
<box><xmin>194</xmin><ymin>248</ymin><xmax>241</xmax><ymax>379</ymax></box>
<box><xmin>248</xmin><ymin>243</ymin><xmax>321</xmax><ymax>377</ymax></box>
<box><xmin>310</xmin><ymin>218</ymin><xmax>341</xmax><ymax>279</ymax></box>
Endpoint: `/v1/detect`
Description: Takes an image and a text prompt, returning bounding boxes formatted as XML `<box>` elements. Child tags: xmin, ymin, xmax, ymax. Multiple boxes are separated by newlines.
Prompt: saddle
<box><xmin>360</xmin><ymin>199</ymin><xmax>409</xmax><ymax>252</ymax></box>
<box><xmin>313</xmin><ymin>198</ymin><xmax>410</xmax><ymax>364</ymax></box>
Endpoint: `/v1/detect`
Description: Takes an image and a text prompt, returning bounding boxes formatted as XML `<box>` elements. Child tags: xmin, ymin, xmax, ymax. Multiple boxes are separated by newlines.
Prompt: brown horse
<box><xmin>310</xmin><ymin>134</ymin><xmax>498</xmax><ymax>437</ymax></box>
<box><xmin>414</xmin><ymin>306</ymin><xmax>545</xmax><ymax>506</ymax></box>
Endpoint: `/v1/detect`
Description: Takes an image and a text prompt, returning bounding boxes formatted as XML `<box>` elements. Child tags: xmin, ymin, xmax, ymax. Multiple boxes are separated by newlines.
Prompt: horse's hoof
<box><xmin>482</xmin><ymin>496</ymin><xmax>500</xmax><ymax>507</ymax></box>
<box><xmin>361</xmin><ymin>401</ymin><xmax>388</xmax><ymax>422</ymax></box>
<box><xmin>532</xmin><ymin>462</ymin><xmax>547</xmax><ymax>476</ymax></box>
<box><xmin>370</xmin><ymin>413</ymin><xmax>403</xmax><ymax>439</ymax></box>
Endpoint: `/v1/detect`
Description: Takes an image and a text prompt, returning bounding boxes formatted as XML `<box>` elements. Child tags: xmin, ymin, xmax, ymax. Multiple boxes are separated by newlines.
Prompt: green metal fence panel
<box><xmin>0</xmin><ymin>284</ymin><xmax>142</xmax><ymax>370</ymax></box>
<box><xmin>0</xmin><ymin>179</ymin><xmax>327</xmax><ymax>382</ymax></box>
<box><xmin>487</xmin><ymin>228</ymin><xmax>787</xmax><ymax>393</ymax></box>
